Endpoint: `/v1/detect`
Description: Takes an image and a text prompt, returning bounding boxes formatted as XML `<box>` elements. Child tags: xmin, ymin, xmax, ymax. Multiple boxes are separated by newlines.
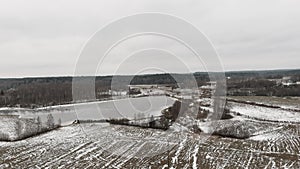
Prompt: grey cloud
<box><xmin>0</xmin><ymin>0</ymin><xmax>299</xmax><ymax>77</ymax></box>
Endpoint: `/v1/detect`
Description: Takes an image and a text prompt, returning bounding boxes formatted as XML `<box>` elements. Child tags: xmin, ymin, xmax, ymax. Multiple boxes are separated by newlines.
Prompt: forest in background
<box><xmin>0</xmin><ymin>69</ymin><xmax>299</xmax><ymax>108</ymax></box>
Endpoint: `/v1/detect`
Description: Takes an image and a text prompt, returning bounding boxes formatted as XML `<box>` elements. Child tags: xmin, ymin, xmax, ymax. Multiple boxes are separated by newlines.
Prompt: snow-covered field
<box><xmin>229</xmin><ymin>96</ymin><xmax>300</xmax><ymax>110</ymax></box>
<box><xmin>231</xmin><ymin>102</ymin><xmax>300</xmax><ymax>123</ymax></box>
<box><xmin>1</xmin><ymin>96</ymin><xmax>300</xmax><ymax>168</ymax></box>
<box><xmin>0</xmin><ymin>123</ymin><xmax>299</xmax><ymax>168</ymax></box>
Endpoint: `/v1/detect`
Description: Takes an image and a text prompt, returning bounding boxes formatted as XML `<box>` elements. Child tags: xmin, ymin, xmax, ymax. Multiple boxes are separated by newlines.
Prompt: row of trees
<box><xmin>0</xmin><ymin>71</ymin><xmax>300</xmax><ymax>107</ymax></box>
<box><xmin>14</xmin><ymin>114</ymin><xmax>61</xmax><ymax>141</ymax></box>
<box><xmin>0</xmin><ymin>82</ymin><xmax>72</xmax><ymax>108</ymax></box>
<box><xmin>108</xmin><ymin>116</ymin><xmax>170</xmax><ymax>130</ymax></box>
<box><xmin>227</xmin><ymin>78</ymin><xmax>300</xmax><ymax>96</ymax></box>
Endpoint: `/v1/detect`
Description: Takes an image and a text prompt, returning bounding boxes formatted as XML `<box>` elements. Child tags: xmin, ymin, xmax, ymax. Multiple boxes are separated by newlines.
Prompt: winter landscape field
<box><xmin>1</xmin><ymin>0</ymin><xmax>300</xmax><ymax>168</ymax></box>
<box><xmin>0</xmin><ymin>114</ymin><xmax>300</xmax><ymax>168</ymax></box>
<box><xmin>1</xmin><ymin>87</ymin><xmax>300</xmax><ymax>168</ymax></box>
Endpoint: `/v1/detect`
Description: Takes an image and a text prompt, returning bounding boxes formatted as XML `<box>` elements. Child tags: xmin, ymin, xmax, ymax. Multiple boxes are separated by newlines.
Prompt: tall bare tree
<box><xmin>46</xmin><ymin>114</ymin><xmax>55</xmax><ymax>130</ymax></box>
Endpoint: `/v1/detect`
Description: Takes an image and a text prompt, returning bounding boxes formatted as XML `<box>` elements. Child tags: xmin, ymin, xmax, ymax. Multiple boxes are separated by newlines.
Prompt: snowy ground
<box><xmin>0</xmin><ymin>123</ymin><xmax>299</xmax><ymax>168</ymax></box>
<box><xmin>229</xmin><ymin>96</ymin><xmax>300</xmax><ymax>110</ymax></box>
<box><xmin>1</xmin><ymin>95</ymin><xmax>300</xmax><ymax>168</ymax></box>
<box><xmin>230</xmin><ymin>102</ymin><xmax>300</xmax><ymax>123</ymax></box>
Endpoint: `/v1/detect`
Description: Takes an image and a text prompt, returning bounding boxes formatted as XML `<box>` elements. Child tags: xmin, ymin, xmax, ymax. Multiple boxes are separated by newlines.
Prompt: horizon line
<box><xmin>0</xmin><ymin>68</ymin><xmax>299</xmax><ymax>80</ymax></box>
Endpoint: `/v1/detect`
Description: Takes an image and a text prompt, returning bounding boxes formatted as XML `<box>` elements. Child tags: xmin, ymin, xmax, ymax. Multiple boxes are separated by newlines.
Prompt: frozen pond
<box><xmin>0</xmin><ymin>96</ymin><xmax>176</xmax><ymax>125</ymax></box>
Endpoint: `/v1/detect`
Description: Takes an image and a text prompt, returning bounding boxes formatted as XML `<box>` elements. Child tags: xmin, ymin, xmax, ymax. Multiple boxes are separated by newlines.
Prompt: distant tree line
<box><xmin>0</xmin><ymin>70</ymin><xmax>300</xmax><ymax>107</ymax></box>
<box><xmin>0</xmin><ymin>73</ymin><xmax>209</xmax><ymax>108</ymax></box>
<box><xmin>108</xmin><ymin>100</ymin><xmax>182</xmax><ymax>130</ymax></box>
<box><xmin>227</xmin><ymin>78</ymin><xmax>300</xmax><ymax>96</ymax></box>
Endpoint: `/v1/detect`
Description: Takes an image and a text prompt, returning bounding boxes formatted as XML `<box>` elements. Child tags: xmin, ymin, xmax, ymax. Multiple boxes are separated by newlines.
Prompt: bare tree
<box><xmin>36</xmin><ymin>116</ymin><xmax>42</xmax><ymax>132</ymax></box>
<box><xmin>46</xmin><ymin>114</ymin><xmax>55</xmax><ymax>130</ymax></box>
<box><xmin>57</xmin><ymin>118</ymin><xmax>62</xmax><ymax>127</ymax></box>
<box><xmin>15</xmin><ymin>121</ymin><xmax>23</xmax><ymax>138</ymax></box>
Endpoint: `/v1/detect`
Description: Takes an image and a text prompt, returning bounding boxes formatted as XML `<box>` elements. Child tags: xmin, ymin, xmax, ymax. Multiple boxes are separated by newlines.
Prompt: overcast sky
<box><xmin>0</xmin><ymin>0</ymin><xmax>299</xmax><ymax>77</ymax></box>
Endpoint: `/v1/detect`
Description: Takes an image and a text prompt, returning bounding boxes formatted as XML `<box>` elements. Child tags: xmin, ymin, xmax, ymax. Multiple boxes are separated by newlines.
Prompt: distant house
<box><xmin>128</xmin><ymin>84</ymin><xmax>173</xmax><ymax>96</ymax></box>
<box><xmin>282</xmin><ymin>76</ymin><xmax>293</xmax><ymax>86</ymax></box>
<box><xmin>268</xmin><ymin>78</ymin><xmax>282</xmax><ymax>85</ymax></box>
<box><xmin>268</xmin><ymin>76</ymin><xmax>298</xmax><ymax>86</ymax></box>
<box><xmin>282</xmin><ymin>76</ymin><xmax>291</xmax><ymax>81</ymax></box>
<box><xmin>128</xmin><ymin>84</ymin><xmax>173</xmax><ymax>90</ymax></box>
